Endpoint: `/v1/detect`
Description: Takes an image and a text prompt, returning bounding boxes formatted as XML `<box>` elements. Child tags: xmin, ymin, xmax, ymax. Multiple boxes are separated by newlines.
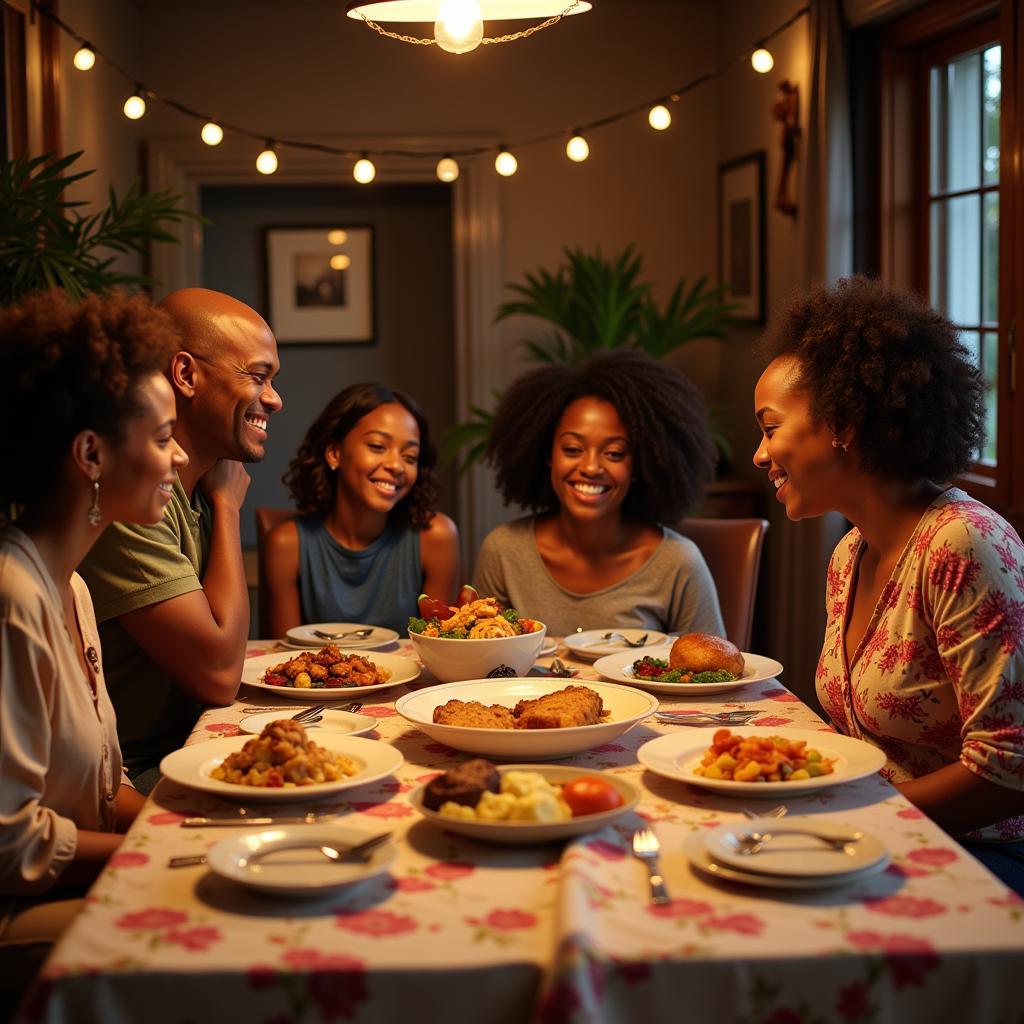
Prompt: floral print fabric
<box><xmin>816</xmin><ymin>488</ymin><xmax>1024</xmax><ymax>841</ymax></box>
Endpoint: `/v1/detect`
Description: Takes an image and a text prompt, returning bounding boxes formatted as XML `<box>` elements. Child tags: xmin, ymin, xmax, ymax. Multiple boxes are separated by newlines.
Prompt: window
<box><xmin>856</xmin><ymin>0</ymin><xmax>1023</xmax><ymax>527</ymax></box>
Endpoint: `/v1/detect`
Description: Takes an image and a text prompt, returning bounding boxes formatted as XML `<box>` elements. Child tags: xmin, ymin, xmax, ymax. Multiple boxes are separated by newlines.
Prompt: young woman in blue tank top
<box><xmin>262</xmin><ymin>384</ymin><xmax>459</xmax><ymax>636</ymax></box>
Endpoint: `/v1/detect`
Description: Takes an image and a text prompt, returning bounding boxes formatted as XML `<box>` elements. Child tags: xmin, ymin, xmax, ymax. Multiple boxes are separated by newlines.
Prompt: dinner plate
<box><xmin>683</xmin><ymin>832</ymin><xmax>889</xmax><ymax>890</ymax></box>
<box><xmin>206</xmin><ymin>825</ymin><xmax>397</xmax><ymax>897</ymax></box>
<box><xmin>395</xmin><ymin>677</ymin><xmax>659</xmax><ymax>760</ymax></box>
<box><xmin>637</xmin><ymin>726</ymin><xmax>887</xmax><ymax>795</ymax></box>
<box><xmin>563</xmin><ymin>629</ymin><xmax>669</xmax><ymax>661</ymax></box>
<box><xmin>705</xmin><ymin>816</ymin><xmax>889</xmax><ymax>877</ymax></box>
<box><xmin>284</xmin><ymin>623</ymin><xmax>400</xmax><ymax>650</ymax></box>
<box><xmin>409</xmin><ymin>764</ymin><xmax>640</xmax><ymax>843</ymax></box>
<box><xmin>593</xmin><ymin>647</ymin><xmax>784</xmax><ymax>695</ymax></box>
<box><xmin>159</xmin><ymin>734</ymin><xmax>403</xmax><ymax>801</ymax></box>
<box><xmin>241</xmin><ymin>651</ymin><xmax>419</xmax><ymax>700</ymax></box>
<box><xmin>239</xmin><ymin>709</ymin><xmax>379</xmax><ymax>738</ymax></box>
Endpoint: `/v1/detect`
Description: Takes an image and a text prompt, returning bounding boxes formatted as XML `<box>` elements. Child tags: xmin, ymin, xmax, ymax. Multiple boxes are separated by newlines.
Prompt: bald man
<box><xmin>80</xmin><ymin>289</ymin><xmax>282</xmax><ymax>792</ymax></box>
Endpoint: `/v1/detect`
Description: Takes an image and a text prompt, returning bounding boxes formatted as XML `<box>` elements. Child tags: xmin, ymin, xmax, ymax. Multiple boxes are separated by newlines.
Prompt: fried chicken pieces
<box><xmin>262</xmin><ymin>644</ymin><xmax>390</xmax><ymax>689</ymax></box>
<box><xmin>432</xmin><ymin>685</ymin><xmax>608</xmax><ymax>730</ymax></box>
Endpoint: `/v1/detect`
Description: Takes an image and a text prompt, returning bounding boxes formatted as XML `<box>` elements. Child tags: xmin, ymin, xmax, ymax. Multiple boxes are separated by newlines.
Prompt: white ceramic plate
<box><xmin>207</xmin><ymin>825</ymin><xmax>396</xmax><ymax>897</ymax></box>
<box><xmin>705</xmin><ymin>816</ymin><xmax>889</xmax><ymax>878</ymax></box>
<box><xmin>239</xmin><ymin>709</ymin><xmax>378</xmax><ymax>738</ymax></box>
<box><xmin>409</xmin><ymin>764</ymin><xmax>639</xmax><ymax>843</ymax></box>
<box><xmin>159</xmin><ymin>734</ymin><xmax>403</xmax><ymax>801</ymax></box>
<box><xmin>563</xmin><ymin>629</ymin><xmax>669</xmax><ymax>661</ymax></box>
<box><xmin>637</xmin><ymin>726</ymin><xmax>887</xmax><ymax>795</ymax></box>
<box><xmin>241</xmin><ymin>651</ymin><xmax>419</xmax><ymax>700</ymax></box>
<box><xmin>594</xmin><ymin>647</ymin><xmax>784</xmax><ymax>695</ymax></box>
<box><xmin>395</xmin><ymin>678</ymin><xmax>659</xmax><ymax>760</ymax></box>
<box><xmin>285</xmin><ymin>623</ymin><xmax>400</xmax><ymax>650</ymax></box>
<box><xmin>683</xmin><ymin>832</ymin><xmax>889</xmax><ymax>890</ymax></box>
<box><xmin>538</xmin><ymin>638</ymin><xmax>558</xmax><ymax>657</ymax></box>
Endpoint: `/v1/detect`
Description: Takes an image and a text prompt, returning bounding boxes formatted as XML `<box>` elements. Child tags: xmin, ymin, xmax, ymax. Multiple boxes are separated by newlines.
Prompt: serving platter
<box><xmin>593</xmin><ymin>646</ymin><xmax>784</xmax><ymax>695</ymax></box>
<box><xmin>241</xmin><ymin>650</ymin><xmax>419</xmax><ymax>700</ymax></box>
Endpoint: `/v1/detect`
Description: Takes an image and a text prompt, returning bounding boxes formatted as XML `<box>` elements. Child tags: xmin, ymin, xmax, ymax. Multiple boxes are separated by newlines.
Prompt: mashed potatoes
<box><xmin>439</xmin><ymin>770</ymin><xmax>571</xmax><ymax>822</ymax></box>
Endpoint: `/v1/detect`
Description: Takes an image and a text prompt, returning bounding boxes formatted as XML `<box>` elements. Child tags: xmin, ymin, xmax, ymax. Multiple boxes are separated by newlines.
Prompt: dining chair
<box><xmin>677</xmin><ymin>516</ymin><xmax>769</xmax><ymax>651</ymax></box>
<box><xmin>254</xmin><ymin>507</ymin><xmax>295</xmax><ymax>637</ymax></box>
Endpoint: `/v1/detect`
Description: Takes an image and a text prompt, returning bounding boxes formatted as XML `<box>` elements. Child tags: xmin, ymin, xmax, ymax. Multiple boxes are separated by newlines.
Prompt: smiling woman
<box><xmin>474</xmin><ymin>350</ymin><xmax>725</xmax><ymax>637</ymax></box>
<box><xmin>262</xmin><ymin>383</ymin><xmax>459</xmax><ymax>636</ymax></box>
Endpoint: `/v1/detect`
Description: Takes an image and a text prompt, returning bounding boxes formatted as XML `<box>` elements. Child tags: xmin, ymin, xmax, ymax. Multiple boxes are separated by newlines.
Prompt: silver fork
<box><xmin>603</xmin><ymin>631</ymin><xmax>650</xmax><ymax>648</ymax></box>
<box><xmin>654</xmin><ymin>710</ymin><xmax>757</xmax><ymax>726</ymax></box>
<box><xmin>736</xmin><ymin>828</ymin><xmax>864</xmax><ymax>855</ymax></box>
<box><xmin>632</xmin><ymin>827</ymin><xmax>670</xmax><ymax>905</ymax></box>
<box><xmin>291</xmin><ymin>704</ymin><xmax>326</xmax><ymax>723</ymax></box>
<box><xmin>312</xmin><ymin>628</ymin><xmax>374</xmax><ymax>641</ymax></box>
<box><xmin>741</xmin><ymin>804</ymin><xmax>788</xmax><ymax>820</ymax></box>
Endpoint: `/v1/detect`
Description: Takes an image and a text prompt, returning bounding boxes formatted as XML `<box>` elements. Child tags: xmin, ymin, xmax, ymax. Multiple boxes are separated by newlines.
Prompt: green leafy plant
<box><xmin>0</xmin><ymin>150</ymin><xmax>204</xmax><ymax>305</ymax></box>
<box><xmin>446</xmin><ymin>245</ymin><xmax>738</xmax><ymax>471</ymax></box>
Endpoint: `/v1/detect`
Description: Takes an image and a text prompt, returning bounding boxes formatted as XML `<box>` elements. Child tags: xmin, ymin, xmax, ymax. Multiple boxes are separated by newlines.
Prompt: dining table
<box><xmin>18</xmin><ymin>637</ymin><xmax>1024</xmax><ymax>1024</ymax></box>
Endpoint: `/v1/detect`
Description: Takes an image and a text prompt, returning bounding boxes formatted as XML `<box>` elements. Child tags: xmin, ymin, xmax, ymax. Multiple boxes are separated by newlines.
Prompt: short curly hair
<box><xmin>1</xmin><ymin>288</ymin><xmax>181</xmax><ymax>509</ymax></box>
<box><xmin>760</xmin><ymin>276</ymin><xmax>987</xmax><ymax>482</ymax></box>
<box><xmin>485</xmin><ymin>349</ymin><xmax>716</xmax><ymax>524</ymax></box>
<box><xmin>283</xmin><ymin>383</ymin><xmax>439</xmax><ymax>529</ymax></box>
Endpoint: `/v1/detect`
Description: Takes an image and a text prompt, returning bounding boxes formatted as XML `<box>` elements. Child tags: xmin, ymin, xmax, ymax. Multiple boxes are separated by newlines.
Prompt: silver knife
<box><xmin>180</xmin><ymin>812</ymin><xmax>337</xmax><ymax>828</ymax></box>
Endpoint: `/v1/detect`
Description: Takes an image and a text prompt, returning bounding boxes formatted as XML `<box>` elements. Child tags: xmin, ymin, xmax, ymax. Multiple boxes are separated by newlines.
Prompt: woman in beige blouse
<box><xmin>0</xmin><ymin>290</ymin><xmax>187</xmax><ymax>1001</ymax></box>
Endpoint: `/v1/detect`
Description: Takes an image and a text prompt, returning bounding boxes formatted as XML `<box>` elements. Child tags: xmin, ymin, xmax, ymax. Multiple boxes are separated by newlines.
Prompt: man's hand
<box><xmin>199</xmin><ymin>459</ymin><xmax>250</xmax><ymax>510</ymax></box>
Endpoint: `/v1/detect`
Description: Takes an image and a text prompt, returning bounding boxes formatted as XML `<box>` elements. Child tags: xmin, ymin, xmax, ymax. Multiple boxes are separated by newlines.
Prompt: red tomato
<box><xmin>417</xmin><ymin>593</ymin><xmax>452</xmax><ymax>621</ymax></box>
<box><xmin>456</xmin><ymin>584</ymin><xmax>479</xmax><ymax>608</ymax></box>
<box><xmin>561</xmin><ymin>776</ymin><xmax>624</xmax><ymax>817</ymax></box>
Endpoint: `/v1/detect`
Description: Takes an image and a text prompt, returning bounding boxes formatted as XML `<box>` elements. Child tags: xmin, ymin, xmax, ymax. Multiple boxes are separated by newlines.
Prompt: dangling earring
<box><xmin>831</xmin><ymin>437</ymin><xmax>848</xmax><ymax>454</ymax></box>
<box><xmin>87</xmin><ymin>477</ymin><xmax>102</xmax><ymax>526</ymax></box>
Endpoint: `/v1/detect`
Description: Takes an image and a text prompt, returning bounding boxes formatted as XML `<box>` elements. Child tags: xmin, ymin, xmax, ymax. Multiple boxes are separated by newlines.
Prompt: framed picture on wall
<box><xmin>264</xmin><ymin>226</ymin><xmax>375</xmax><ymax>343</ymax></box>
<box><xmin>717</xmin><ymin>152</ymin><xmax>765</xmax><ymax>325</ymax></box>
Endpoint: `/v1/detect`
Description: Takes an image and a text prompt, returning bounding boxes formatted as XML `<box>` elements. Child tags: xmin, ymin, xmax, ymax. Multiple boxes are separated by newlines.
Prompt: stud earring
<box><xmin>831</xmin><ymin>438</ymin><xmax>848</xmax><ymax>453</ymax></box>
<box><xmin>87</xmin><ymin>477</ymin><xmax>102</xmax><ymax>526</ymax></box>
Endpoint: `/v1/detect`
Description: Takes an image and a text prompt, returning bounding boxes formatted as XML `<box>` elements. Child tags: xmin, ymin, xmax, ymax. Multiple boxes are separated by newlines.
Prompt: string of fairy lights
<box><xmin>34</xmin><ymin>1</ymin><xmax>809</xmax><ymax>184</ymax></box>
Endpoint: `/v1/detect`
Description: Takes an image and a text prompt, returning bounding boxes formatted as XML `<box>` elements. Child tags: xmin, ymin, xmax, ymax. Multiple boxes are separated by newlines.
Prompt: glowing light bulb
<box><xmin>434</xmin><ymin>0</ymin><xmax>484</xmax><ymax>54</ymax></box>
<box><xmin>566</xmin><ymin>135</ymin><xmax>590</xmax><ymax>163</ymax></box>
<box><xmin>327</xmin><ymin>229</ymin><xmax>348</xmax><ymax>245</ymax></box>
<box><xmin>354</xmin><ymin>157</ymin><xmax>376</xmax><ymax>184</ymax></box>
<box><xmin>256</xmin><ymin>146</ymin><xmax>278</xmax><ymax>175</ymax></box>
<box><xmin>436</xmin><ymin>157</ymin><xmax>460</xmax><ymax>183</ymax></box>
<box><xmin>329</xmin><ymin>254</ymin><xmax>352</xmax><ymax>271</ymax></box>
<box><xmin>73</xmin><ymin>46</ymin><xmax>95</xmax><ymax>71</ymax></box>
<box><xmin>751</xmin><ymin>48</ymin><xmax>774</xmax><ymax>73</ymax></box>
<box><xmin>648</xmin><ymin>104</ymin><xmax>672</xmax><ymax>131</ymax></box>
<box><xmin>201</xmin><ymin>122</ymin><xmax>223</xmax><ymax>146</ymax></box>
<box><xmin>494</xmin><ymin>150</ymin><xmax>518</xmax><ymax>177</ymax></box>
<box><xmin>123</xmin><ymin>92</ymin><xmax>146</xmax><ymax>120</ymax></box>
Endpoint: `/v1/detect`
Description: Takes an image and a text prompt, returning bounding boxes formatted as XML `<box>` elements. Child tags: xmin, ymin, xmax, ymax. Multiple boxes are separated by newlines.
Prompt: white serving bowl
<box><xmin>395</xmin><ymin>677</ymin><xmax>658</xmax><ymax>760</ymax></box>
<box><xmin>408</xmin><ymin>623</ymin><xmax>547</xmax><ymax>683</ymax></box>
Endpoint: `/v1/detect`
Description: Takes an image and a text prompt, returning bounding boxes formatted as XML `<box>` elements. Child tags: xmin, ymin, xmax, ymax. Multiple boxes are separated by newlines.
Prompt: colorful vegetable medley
<box><xmin>409</xmin><ymin>592</ymin><xmax>541</xmax><ymax>640</ymax></box>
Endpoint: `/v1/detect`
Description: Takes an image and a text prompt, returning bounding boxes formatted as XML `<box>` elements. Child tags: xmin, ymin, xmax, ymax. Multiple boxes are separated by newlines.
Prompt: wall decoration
<box><xmin>264</xmin><ymin>226</ymin><xmax>374</xmax><ymax>343</ymax></box>
<box><xmin>718</xmin><ymin>152</ymin><xmax>765</xmax><ymax>325</ymax></box>
<box><xmin>772</xmin><ymin>80</ymin><xmax>800</xmax><ymax>217</ymax></box>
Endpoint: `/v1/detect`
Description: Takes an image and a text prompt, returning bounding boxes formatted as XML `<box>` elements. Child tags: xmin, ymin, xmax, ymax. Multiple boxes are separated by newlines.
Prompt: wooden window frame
<box><xmin>860</xmin><ymin>0</ymin><xmax>1024</xmax><ymax>535</ymax></box>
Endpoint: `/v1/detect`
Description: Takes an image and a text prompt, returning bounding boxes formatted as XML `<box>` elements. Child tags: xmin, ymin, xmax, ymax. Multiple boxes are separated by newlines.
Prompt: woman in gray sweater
<box><xmin>474</xmin><ymin>350</ymin><xmax>724</xmax><ymax>637</ymax></box>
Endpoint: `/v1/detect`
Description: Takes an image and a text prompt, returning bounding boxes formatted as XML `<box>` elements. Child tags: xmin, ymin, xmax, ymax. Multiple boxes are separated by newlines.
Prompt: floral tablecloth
<box><xmin>21</xmin><ymin>641</ymin><xmax>1024</xmax><ymax>1024</ymax></box>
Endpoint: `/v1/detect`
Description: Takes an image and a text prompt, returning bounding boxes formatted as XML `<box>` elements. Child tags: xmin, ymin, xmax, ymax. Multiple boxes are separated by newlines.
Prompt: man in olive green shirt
<box><xmin>81</xmin><ymin>289</ymin><xmax>282</xmax><ymax>792</ymax></box>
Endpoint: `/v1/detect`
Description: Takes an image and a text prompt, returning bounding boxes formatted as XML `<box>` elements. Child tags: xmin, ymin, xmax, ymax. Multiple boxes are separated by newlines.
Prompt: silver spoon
<box><xmin>736</xmin><ymin>828</ymin><xmax>863</xmax><ymax>855</ymax></box>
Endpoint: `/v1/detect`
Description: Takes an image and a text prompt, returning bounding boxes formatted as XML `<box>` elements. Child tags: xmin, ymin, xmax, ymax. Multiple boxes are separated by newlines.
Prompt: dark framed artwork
<box><xmin>718</xmin><ymin>151</ymin><xmax>766</xmax><ymax>324</ymax></box>
<box><xmin>264</xmin><ymin>225</ymin><xmax>375</xmax><ymax>343</ymax></box>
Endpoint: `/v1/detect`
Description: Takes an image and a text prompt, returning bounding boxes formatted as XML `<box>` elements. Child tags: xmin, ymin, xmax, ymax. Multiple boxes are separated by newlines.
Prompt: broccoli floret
<box><xmin>500</xmin><ymin>608</ymin><xmax>520</xmax><ymax>625</ymax></box>
<box><xmin>690</xmin><ymin>670</ymin><xmax>738</xmax><ymax>685</ymax></box>
<box><xmin>408</xmin><ymin>616</ymin><xmax>427</xmax><ymax>634</ymax></box>
<box><xmin>439</xmin><ymin>629</ymin><xmax>468</xmax><ymax>639</ymax></box>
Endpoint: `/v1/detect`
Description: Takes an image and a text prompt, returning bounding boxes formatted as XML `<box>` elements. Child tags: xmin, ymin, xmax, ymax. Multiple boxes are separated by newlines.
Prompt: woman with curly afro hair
<box><xmin>753</xmin><ymin>275</ymin><xmax>1024</xmax><ymax>892</ymax></box>
<box><xmin>262</xmin><ymin>383</ymin><xmax>459</xmax><ymax>636</ymax></box>
<box><xmin>0</xmin><ymin>288</ymin><xmax>186</xmax><ymax>990</ymax></box>
<box><xmin>473</xmin><ymin>349</ymin><xmax>724</xmax><ymax>637</ymax></box>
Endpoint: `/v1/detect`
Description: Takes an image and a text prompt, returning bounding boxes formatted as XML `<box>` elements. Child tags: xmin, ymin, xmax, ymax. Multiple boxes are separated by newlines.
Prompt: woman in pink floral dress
<box><xmin>752</xmin><ymin>276</ymin><xmax>1024</xmax><ymax>893</ymax></box>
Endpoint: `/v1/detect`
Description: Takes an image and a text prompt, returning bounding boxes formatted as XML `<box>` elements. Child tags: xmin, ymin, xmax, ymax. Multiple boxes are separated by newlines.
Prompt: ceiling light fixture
<box><xmin>345</xmin><ymin>1</ymin><xmax>591</xmax><ymax>54</ymax></box>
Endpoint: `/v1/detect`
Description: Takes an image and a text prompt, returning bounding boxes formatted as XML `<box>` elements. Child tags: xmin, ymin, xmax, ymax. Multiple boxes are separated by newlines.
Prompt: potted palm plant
<box><xmin>444</xmin><ymin>245</ymin><xmax>738</xmax><ymax>472</ymax></box>
<box><xmin>0</xmin><ymin>150</ymin><xmax>202</xmax><ymax>304</ymax></box>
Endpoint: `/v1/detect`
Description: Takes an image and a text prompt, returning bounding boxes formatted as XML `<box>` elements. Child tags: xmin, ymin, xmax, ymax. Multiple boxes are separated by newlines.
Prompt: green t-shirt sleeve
<box><xmin>80</xmin><ymin>516</ymin><xmax>203</xmax><ymax>623</ymax></box>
